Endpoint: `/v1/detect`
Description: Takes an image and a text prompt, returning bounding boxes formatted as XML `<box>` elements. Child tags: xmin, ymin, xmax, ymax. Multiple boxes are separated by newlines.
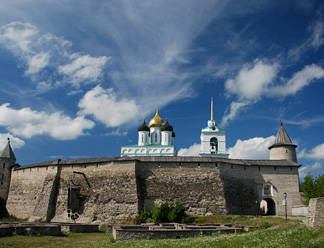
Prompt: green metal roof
<box><xmin>0</xmin><ymin>139</ymin><xmax>16</xmax><ymax>160</ymax></box>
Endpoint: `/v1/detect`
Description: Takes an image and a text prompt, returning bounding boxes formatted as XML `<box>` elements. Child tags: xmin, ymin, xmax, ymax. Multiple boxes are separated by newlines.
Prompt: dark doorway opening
<box><xmin>264</xmin><ymin>198</ymin><xmax>276</xmax><ymax>216</ymax></box>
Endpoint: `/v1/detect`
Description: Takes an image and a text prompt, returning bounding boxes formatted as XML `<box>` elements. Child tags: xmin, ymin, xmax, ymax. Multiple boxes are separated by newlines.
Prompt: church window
<box><xmin>142</xmin><ymin>135</ymin><xmax>144</xmax><ymax>143</ymax></box>
<box><xmin>155</xmin><ymin>133</ymin><xmax>157</xmax><ymax>142</ymax></box>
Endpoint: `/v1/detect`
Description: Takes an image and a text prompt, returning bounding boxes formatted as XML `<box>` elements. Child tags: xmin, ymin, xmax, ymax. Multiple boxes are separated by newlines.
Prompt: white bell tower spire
<box><xmin>199</xmin><ymin>98</ymin><xmax>229</xmax><ymax>158</ymax></box>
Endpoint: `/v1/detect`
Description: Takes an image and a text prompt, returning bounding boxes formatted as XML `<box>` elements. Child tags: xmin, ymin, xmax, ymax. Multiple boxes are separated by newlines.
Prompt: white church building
<box><xmin>120</xmin><ymin>107</ymin><xmax>177</xmax><ymax>156</ymax></box>
<box><xmin>121</xmin><ymin>98</ymin><xmax>229</xmax><ymax>158</ymax></box>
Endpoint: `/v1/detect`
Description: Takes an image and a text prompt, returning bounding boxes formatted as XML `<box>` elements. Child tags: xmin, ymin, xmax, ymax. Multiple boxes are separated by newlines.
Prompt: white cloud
<box><xmin>225</xmin><ymin>59</ymin><xmax>279</xmax><ymax>100</ymax></box>
<box><xmin>78</xmin><ymin>85</ymin><xmax>141</xmax><ymax>128</ymax></box>
<box><xmin>298</xmin><ymin>143</ymin><xmax>324</xmax><ymax>160</ymax></box>
<box><xmin>222</xmin><ymin>61</ymin><xmax>324</xmax><ymax>126</ymax></box>
<box><xmin>178</xmin><ymin>143</ymin><xmax>201</xmax><ymax>156</ymax></box>
<box><xmin>311</xmin><ymin>20</ymin><xmax>324</xmax><ymax>50</ymax></box>
<box><xmin>0</xmin><ymin>133</ymin><xmax>25</xmax><ymax>150</ymax></box>
<box><xmin>0</xmin><ymin>22</ymin><xmax>38</xmax><ymax>53</ymax></box>
<box><xmin>227</xmin><ymin>136</ymin><xmax>275</xmax><ymax>160</ymax></box>
<box><xmin>26</xmin><ymin>52</ymin><xmax>50</xmax><ymax>75</ymax></box>
<box><xmin>269</xmin><ymin>64</ymin><xmax>324</xmax><ymax>97</ymax></box>
<box><xmin>36</xmin><ymin>81</ymin><xmax>53</xmax><ymax>93</ymax></box>
<box><xmin>299</xmin><ymin>162</ymin><xmax>323</xmax><ymax>179</ymax></box>
<box><xmin>58</xmin><ymin>54</ymin><xmax>109</xmax><ymax>88</ymax></box>
<box><xmin>0</xmin><ymin>22</ymin><xmax>108</xmax><ymax>90</ymax></box>
<box><xmin>221</xmin><ymin>101</ymin><xmax>249</xmax><ymax>127</ymax></box>
<box><xmin>0</xmin><ymin>103</ymin><xmax>94</xmax><ymax>140</ymax></box>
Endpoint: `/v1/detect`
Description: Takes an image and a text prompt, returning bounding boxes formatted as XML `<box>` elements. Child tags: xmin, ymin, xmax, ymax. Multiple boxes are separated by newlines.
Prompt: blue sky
<box><xmin>0</xmin><ymin>0</ymin><xmax>323</xmax><ymax>179</ymax></box>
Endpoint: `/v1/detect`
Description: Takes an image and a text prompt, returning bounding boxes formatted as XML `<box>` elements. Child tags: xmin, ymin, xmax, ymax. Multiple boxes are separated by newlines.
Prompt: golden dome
<box><xmin>148</xmin><ymin>107</ymin><xmax>165</xmax><ymax>127</ymax></box>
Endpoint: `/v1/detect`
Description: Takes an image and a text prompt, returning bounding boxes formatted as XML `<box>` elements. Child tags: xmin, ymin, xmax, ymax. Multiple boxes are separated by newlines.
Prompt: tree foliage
<box><xmin>300</xmin><ymin>174</ymin><xmax>324</xmax><ymax>205</ymax></box>
<box><xmin>136</xmin><ymin>202</ymin><xmax>188</xmax><ymax>224</ymax></box>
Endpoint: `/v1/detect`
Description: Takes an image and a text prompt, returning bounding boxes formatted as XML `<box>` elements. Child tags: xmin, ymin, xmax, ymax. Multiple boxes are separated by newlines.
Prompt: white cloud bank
<box><xmin>228</xmin><ymin>136</ymin><xmax>275</xmax><ymax>159</ymax></box>
<box><xmin>78</xmin><ymin>85</ymin><xmax>141</xmax><ymax>128</ymax></box>
<box><xmin>298</xmin><ymin>143</ymin><xmax>324</xmax><ymax>160</ymax></box>
<box><xmin>0</xmin><ymin>103</ymin><xmax>94</xmax><ymax>140</ymax></box>
<box><xmin>221</xmin><ymin>60</ymin><xmax>324</xmax><ymax>126</ymax></box>
<box><xmin>178</xmin><ymin>143</ymin><xmax>201</xmax><ymax>156</ymax></box>
<box><xmin>0</xmin><ymin>22</ymin><xmax>109</xmax><ymax>90</ymax></box>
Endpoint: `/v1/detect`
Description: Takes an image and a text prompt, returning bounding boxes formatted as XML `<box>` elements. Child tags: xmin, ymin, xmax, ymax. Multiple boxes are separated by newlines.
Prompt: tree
<box><xmin>300</xmin><ymin>174</ymin><xmax>324</xmax><ymax>205</ymax></box>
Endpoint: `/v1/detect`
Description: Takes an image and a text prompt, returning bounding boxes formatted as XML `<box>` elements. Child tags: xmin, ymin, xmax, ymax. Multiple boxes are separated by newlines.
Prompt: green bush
<box><xmin>137</xmin><ymin>202</ymin><xmax>188</xmax><ymax>224</ymax></box>
<box><xmin>152</xmin><ymin>202</ymin><xmax>170</xmax><ymax>223</ymax></box>
<box><xmin>168</xmin><ymin>202</ymin><xmax>186</xmax><ymax>223</ymax></box>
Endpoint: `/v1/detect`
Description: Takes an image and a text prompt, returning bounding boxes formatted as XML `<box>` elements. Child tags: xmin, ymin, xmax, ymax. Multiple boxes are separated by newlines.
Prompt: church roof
<box><xmin>161</xmin><ymin>119</ymin><xmax>173</xmax><ymax>132</ymax></box>
<box><xmin>0</xmin><ymin>138</ymin><xmax>16</xmax><ymax>160</ymax></box>
<box><xmin>268</xmin><ymin>121</ymin><xmax>297</xmax><ymax>149</ymax></box>
<box><xmin>138</xmin><ymin>120</ymin><xmax>150</xmax><ymax>132</ymax></box>
<box><xmin>149</xmin><ymin>107</ymin><xmax>165</xmax><ymax>127</ymax></box>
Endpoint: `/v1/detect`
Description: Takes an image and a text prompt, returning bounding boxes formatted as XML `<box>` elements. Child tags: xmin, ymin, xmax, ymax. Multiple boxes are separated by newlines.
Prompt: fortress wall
<box><xmin>7</xmin><ymin>166</ymin><xmax>58</xmax><ymax>219</ymax></box>
<box><xmin>136</xmin><ymin>161</ymin><xmax>301</xmax><ymax>216</ymax></box>
<box><xmin>6</xmin><ymin>158</ymin><xmax>302</xmax><ymax>222</ymax></box>
<box><xmin>218</xmin><ymin>163</ymin><xmax>301</xmax><ymax>215</ymax></box>
<box><xmin>136</xmin><ymin>161</ymin><xmax>228</xmax><ymax>215</ymax></box>
<box><xmin>51</xmin><ymin>161</ymin><xmax>139</xmax><ymax>223</ymax></box>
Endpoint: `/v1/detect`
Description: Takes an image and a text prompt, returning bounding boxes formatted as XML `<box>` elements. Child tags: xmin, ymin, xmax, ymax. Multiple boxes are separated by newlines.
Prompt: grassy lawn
<box><xmin>1</xmin><ymin>216</ymin><xmax>324</xmax><ymax>248</ymax></box>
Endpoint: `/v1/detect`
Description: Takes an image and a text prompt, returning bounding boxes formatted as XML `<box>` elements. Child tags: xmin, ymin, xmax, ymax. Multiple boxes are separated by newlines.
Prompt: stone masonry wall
<box><xmin>135</xmin><ymin>161</ymin><xmax>257</xmax><ymax>215</ymax></box>
<box><xmin>6</xmin><ymin>157</ymin><xmax>302</xmax><ymax>222</ymax></box>
<box><xmin>7</xmin><ymin>166</ymin><xmax>58</xmax><ymax>220</ymax></box>
<box><xmin>51</xmin><ymin>161</ymin><xmax>139</xmax><ymax>223</ymax></box>
<box><xmin>7</xmin><ymin>161</ymin><xmax>139</xmax><ymax>223</ymax></box>
<box><xmin>307</xmin><ymin>197</ymin><xmax>324</xmax><ymax>228</ymax></box>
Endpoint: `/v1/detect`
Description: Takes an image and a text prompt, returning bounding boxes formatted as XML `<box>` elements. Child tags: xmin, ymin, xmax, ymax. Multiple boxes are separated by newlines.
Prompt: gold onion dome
<box><xmin>148</xmin><ymin>107</ymin><xmax>165</xmax><ymax>127</ymax></box>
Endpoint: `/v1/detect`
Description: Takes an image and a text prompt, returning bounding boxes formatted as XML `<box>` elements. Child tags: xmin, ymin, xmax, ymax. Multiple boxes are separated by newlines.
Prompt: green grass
<box><xmin>1</xmin><ymin>216</ymin><xmax>324</xmax><ymax>248</ymax></box>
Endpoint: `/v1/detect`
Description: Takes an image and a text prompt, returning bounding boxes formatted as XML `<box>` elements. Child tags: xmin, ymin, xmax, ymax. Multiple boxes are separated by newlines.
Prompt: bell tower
<box><xmin>199</xmin><ymin>98</ymin><xmax>229</xmax><ymax>158</ymax></box>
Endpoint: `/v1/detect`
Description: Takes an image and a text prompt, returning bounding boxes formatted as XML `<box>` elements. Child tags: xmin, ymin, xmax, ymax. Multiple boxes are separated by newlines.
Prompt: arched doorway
<box><xmin>261</xmin><ymin>198</ymin><xmax>276</xmax><ymax>215</ymax></box>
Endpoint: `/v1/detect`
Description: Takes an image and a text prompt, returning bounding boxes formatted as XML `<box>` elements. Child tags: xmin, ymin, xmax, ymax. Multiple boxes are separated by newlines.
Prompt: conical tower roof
<box><xmin>0</xmin><ymin>138</ymin><xmax>16</xmax><ymax>160</ymax></box>
<box><xmin>268</xmin><ymin>121</ymin><xmax>297</xmax><ymax>149</ymax></box>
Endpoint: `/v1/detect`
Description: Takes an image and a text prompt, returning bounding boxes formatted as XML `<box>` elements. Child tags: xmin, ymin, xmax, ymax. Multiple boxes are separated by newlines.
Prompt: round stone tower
<box><xmin>268</xmin><ymin>121</ymin><xmax>297</xmax><ymax>163</ymax></box>
<box><xmin>0</xmin><ymin>138</ymin><xmax>17</xmax><ymax>217</ymax></box>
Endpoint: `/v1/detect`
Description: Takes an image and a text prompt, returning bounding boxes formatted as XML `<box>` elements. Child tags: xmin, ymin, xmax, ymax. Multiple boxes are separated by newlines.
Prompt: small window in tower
<box><xmin>3</xmin><ymin>163</ymin><xmax>5</xmax><ymax>169</ymax></box>
<box><xmin>286</xmin><ymin>149</ymin><xmax>288</xmax><ymax>153</ymax></box>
